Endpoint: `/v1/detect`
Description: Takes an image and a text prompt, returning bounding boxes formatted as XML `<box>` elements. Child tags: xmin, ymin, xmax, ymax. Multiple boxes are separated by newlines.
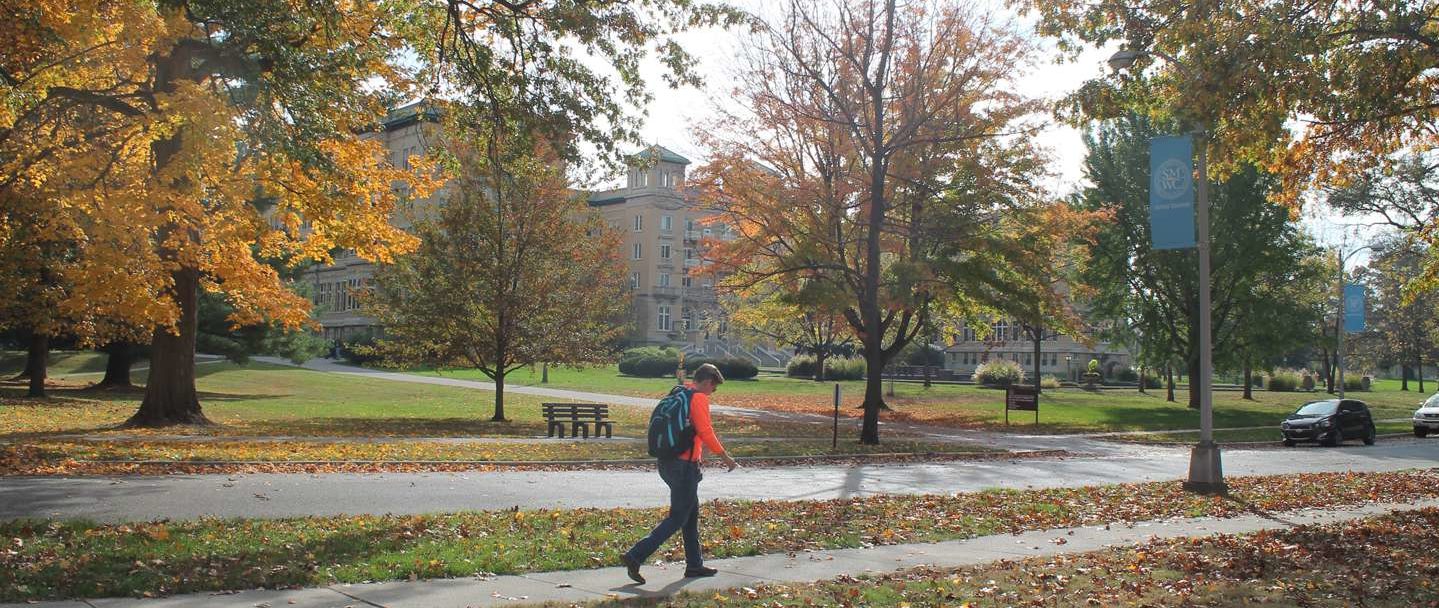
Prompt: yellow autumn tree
<box><xmin>0</xmin><ymin>0</ymin><xmax>438</xmax><ymax>425</ymax></box>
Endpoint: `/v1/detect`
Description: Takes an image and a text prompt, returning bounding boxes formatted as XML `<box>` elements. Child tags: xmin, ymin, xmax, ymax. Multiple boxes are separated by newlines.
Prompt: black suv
<box><xmin>1280</xmin><ymin>399</ymin><xmax>1376</xmax><ymax>447</ymax></box>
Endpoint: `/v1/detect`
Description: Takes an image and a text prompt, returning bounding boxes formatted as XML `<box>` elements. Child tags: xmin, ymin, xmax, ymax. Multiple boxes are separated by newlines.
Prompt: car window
<box><xmin>1425</xmin><ymin>394</ymin><xmax>1439</xmax><ymax>408</ymax></box>
<box><xmin>1295</xmin><ymin>401</ymin><xmax>1338</xmax><ymax>416</ymax></box>
<box><xmin>1340</xmin><ymin>402</ymin><xmax>1362</xmax><ymax>413</ymax></box>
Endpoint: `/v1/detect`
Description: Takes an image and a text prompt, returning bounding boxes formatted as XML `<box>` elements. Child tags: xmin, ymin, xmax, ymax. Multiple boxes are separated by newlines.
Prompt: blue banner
<box><xmin>1149</xmin><ymin>135</ymin><xmax>1196</xmax><ymax>250</ymax></box>
<box><xmin>1344</xmin><ymin>284</ymin><xmax>1365</xmax><ymax>332</ymax></box>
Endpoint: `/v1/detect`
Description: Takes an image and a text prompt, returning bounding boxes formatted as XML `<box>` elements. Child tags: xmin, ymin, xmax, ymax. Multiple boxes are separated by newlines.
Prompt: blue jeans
<box><xmin>625</xmin><ymin>458</ymin><xmax>704</xmax><ymax>568</ymax></box>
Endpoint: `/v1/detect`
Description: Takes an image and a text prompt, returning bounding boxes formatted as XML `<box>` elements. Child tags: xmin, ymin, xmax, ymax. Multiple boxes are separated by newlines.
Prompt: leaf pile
<box><xmin>657</xmin><ymin>507</ymin><xmax>1439</xmax><ymax>607</ymax></box>
<box><xmin>1</xmin><ymin>469</ymin><xmax>1436</xmax><ymax>602</ymax></box>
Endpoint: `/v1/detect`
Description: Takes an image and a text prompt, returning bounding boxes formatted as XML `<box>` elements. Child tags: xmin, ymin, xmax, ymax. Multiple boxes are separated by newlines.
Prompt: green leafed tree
<box><xmin>366</xmin><ymin>129</ymin><xmax>630</xmax><ymax>421</ymax></box>
<box><xmin>1076</xmin><ymin>114</ymin><xmax>1325</xmax><ymax>408</ymax></box>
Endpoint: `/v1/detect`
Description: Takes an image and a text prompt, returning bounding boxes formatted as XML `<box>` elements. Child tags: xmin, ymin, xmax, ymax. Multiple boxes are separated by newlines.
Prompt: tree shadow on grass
<box><xmin>0</xmin><ymin>520</ymin><xmax>487</xmax><ymax>602</ymax></box>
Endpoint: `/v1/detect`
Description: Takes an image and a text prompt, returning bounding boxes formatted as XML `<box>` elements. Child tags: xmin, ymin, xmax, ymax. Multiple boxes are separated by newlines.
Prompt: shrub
<box><xmin>619</xmin><ymin>347</ymin><xmax>680</xmax><ymax>377</ymax></box>
<box><xmin>975</xmin><ymin>359</ymin><xmax>1025</xmax><ymax>387</ymax></box>
<box><xmin>1140</xmin><ymin>372</ymin><xmax>1163</xmax><ymax>389</ymax></box>
<box><xmin>827</xmin><ymin>357</ymin><xmax>867</xmax><ymax>380</ymax></box>
<box><xmin>787</xmin><ymin>355</ymin><xmax>818</xmax><ymax>379</ymax></box>
<box><xmin>900</xmin><ymin>343</ymin><xmax>945</xmax><ymax>367</ymax></box>
<box><xmin>1342</xmin><ymin>375</ymin><xmax>1366</xmax><ymax>392</ymax></box>
<box><xmin>340</xmin><ymin>331</ymin><xmax>383</xmax><ymax>366</ymax></box>
<box><xmin>1268</xmin><ymin>369</ymin><xmax>1301</xmax><ymax>392</ymax></box>
<box><xmin>1040</xmin><ymin>375</ymin><xmax>1062</xmax><ymax>389</ymax></box>
<box><xmin>682</xmin><ymin>356</ymin><xmax>758</xmax><ymax>380</ymax></box>
<box><xmin>1112</xmin><ymin>366</ymin><xmax>1139</xmax><ymax>382</ymax></box>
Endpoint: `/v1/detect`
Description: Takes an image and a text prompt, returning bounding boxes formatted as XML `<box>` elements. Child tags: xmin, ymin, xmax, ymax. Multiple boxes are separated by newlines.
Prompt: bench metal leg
<box><xmin>595</xmin><ymin>422</ymin><xmax>613</xmax><ymax>439</ymax></box>
<box><xmin>571</xmin><ymin>422</ymin><xmax>589</xmax><ymax>439</ymax></box>
<box><xmin>548</xmin><ymin>422</ymin><xmax>566</xmax><ymax>438</ymax></box>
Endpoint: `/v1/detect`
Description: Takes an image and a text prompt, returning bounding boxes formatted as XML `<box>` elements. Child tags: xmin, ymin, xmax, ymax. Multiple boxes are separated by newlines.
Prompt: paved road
<box><xmin>4</xmin><ymin>440</ymin><xmax>1435</xmax><ymax>522</ymax></box>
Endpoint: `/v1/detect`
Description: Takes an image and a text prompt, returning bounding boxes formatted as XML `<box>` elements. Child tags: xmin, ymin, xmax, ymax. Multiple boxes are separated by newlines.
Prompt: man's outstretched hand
<box><xmin>721</xmin><ymin>453</ymin><xmax>739</xmax><ymax>472</ymax></box>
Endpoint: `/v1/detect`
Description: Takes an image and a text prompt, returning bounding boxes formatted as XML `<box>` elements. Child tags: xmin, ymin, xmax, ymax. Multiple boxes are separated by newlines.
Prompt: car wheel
<box><xmin>1323</xmin><ymin>429</ymin><xmax>1341</xmax><ymax>447</ymax></box>
<box><xmin>1418</xmin><ymin>428</ymin><xmax>1430</xmax><ymax>438</ymax></box>
<box><xmin>1282</xmin><ymin>438</ymin><xmax>1296</xmax><ymax>447</ymax></box>
<box><xmin>1363</xmin><ymin>425</ymin><xmax>1376</xmax><ymax>445</ymax></box>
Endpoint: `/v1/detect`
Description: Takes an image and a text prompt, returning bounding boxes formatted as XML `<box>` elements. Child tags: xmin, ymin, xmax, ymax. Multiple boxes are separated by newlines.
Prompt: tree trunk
<box><xmin>126</xmin><ymin>267</ymin><xmax>209</xmax><ymax>426</ymax></box>
<box><xmin>541</xmin><ymin>362</ymin><xmax>549</xmax><ymax>384</ymax></box>
<box><xmin>1242</xmin><ymin>358</ymin><xmax>1253</xmax><ymax>400</ymax></box>
<box><xmin>492</xmin><ymin>371</ymin><xmax>507</xmax><ymax>421</ymax></box>
<box><xmin>1402</xmin><ymin>364</ymin><xmax>1410</xmax><ymax>391</ymax></box>
<box><xmin>814</xmin><ymin>352</ymin><xmax>828</xmax><ymax>382</ymax></box>
<box><xmin>1165</xmin><ymin>364</ymin><xmax>1175</xmax><ymax>402</ymax></box>
<box><xmin>25</xmin><ymin>332</ymin><xmax>47</xmax><ymax>398</ymax></box>
<box><xmin>1032</xmin><ymin>334</ymin><xmax>1042</xmax><ymax>394</ymax></box>
<box><xmin>860</xmin><ymin>346</ymin><xmax>884</xmax><ymax>444</ymax></box>
<box><xmin>922</xmin><ymin>351</ymin><xmax>932</xmax><ymax>389</ymax></box>
<box><xmin>1138</xmin><ymin>364</ymin><xmax>1146</xmax><ymax>394</ymax></box>
<box><xmin>1419</xmin><ymin>354</ymin><xmax>1425</xmax><ymax>393</ymax></box>
<box><xmin>96</xmin><ymin>341</ymin><xmax>135</xmax><ymax>389</ymax></box>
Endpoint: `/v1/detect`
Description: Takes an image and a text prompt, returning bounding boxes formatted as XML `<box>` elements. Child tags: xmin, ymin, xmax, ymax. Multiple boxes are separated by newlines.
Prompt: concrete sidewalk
<box><xmin>7</xmin><ymin>498</ymin><xmax>1435</xmax><ymax>608</ymax></box>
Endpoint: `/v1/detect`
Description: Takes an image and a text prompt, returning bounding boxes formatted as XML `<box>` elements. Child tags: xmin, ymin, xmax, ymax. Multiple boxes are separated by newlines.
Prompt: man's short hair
<box><xmin>694</xmin><ymin>362</ymin><xmax>725</xmax><ymax>385</ymax></box>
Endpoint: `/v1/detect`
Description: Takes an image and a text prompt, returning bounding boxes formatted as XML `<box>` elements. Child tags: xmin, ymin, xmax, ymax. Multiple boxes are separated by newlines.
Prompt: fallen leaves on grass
<box><xmin>1</xmin><ymin>469</ymin><xmax>1436</xmax><ymax>602</ymax></box>
<box><xmin>681</xmin><ymin>508</ymin><xmax>1439</xmax><ymax>607</ymax></box>
<box><xmin>0</xmin><ymin>441</ymin><xmax>1032</xmax><ymax>476</ymax></box>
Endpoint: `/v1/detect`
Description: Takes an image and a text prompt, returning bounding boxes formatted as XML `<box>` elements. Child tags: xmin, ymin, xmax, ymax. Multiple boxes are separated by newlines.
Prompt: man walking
<box><xmin>621</xmin><ymin>363</ymin><xmax>738</xmax><ymax>584</ymax></box>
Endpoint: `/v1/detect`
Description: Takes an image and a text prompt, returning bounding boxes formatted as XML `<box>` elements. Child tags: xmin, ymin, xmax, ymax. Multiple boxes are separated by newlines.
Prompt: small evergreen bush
<box><xmin>975</xmin><ymin>359</ymin><xmax>1025</xmax><ymax>387</ymax></box>
<box><xmin>619</xmin><ymin>347</ymin><xmax>680</xmax><ymax>377</ymax></box>
<box><xmin>1113</xmin><ymin>366</ymin><xmax>1139</xmax><ymax>382</ymax></box>
<box><xmin>787</xmin><ymin>355</ymin><xmax>818</xmax><ymax>378</ymax></box>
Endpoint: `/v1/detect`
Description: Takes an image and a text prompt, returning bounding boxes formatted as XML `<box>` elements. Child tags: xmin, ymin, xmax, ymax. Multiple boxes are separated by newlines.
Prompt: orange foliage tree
<box><xmin>694</xmin><ymin>0</ymin><xmax>1079</xmax><ymax>444</ymax></box>
<box><xmin>1</xmin><ymin>1</ymin><xmax>437</xmax><ymax>424</ymax></box>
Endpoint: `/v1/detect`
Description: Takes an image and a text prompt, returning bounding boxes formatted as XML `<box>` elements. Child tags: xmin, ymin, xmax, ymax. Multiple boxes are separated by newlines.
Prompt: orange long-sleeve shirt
<box><xmin>678</xmin><ymin>388</ymin><xmax>725</xmax><ymax>462</ymax></box>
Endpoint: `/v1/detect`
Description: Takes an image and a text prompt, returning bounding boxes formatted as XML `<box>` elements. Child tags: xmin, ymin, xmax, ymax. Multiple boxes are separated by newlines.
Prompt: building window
<box><xmin>630</xmin><ymin>272</ymin><xmax>640</xmax><ymax>289</ymax></box>
<box><xmin>661</xmin><ymin>215</ymin><xmax>673</xmax><ymax>231</ymax></box>
<box><xmin>634</xmin><ymin>215</ymin><xmax>643</xmax><ymax>231</ymax></box>
<box><xmin>633</xmin><ymin>243</ymin><xmax>642</xmax><ymax>259</ymax></box>
<box><xmin>658</xmin><ymin>273</ymin><xmax>670</xmax><ymax>287</ymax></box>
<box><xmin>686</xmin><ymin>218</ymin><xmax>695</xmax><ymax>231</ymax></box>
<box><xmin>657</xmin><ymin>304</ymin><xmax>672</xmax><ymax>331</ymax></box>
<box><xmin>962</xmin><ymin>325</ymin><xmax>976</xmax><ymax>341</ymax></box>
<box><xmin>684</xmin><ymin>248</ymin><xmax>695</xmax><ymax>259</ymax></box>
<box><xmin>683</xmin><ymin>310</ymin><xmax>693</xmax><ymax>330</ymax></box>
<box><xmin>681</xmin><ymin>276</ymin><xmax>692</xmax><ymax>287</ymax></box>
<box><xmin>993</xmin><ymin>320</ymin><xmax>1009</xmax><ymax>341</ymax></box>
<box><xmin>660</xmin><ymin>244</ymin><xmax>671</xmax><ymax>259</ymax></box>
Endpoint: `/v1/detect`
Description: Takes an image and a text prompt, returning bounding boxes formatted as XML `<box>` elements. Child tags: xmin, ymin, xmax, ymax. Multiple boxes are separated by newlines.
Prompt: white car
<box><xmin>1415</xmin><ymin>393</ymin><xmax>1439</xmax><ymax>438</ymax></box>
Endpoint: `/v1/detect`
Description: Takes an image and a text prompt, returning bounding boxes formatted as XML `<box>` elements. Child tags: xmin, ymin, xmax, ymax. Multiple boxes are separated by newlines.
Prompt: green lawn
<box><xmin>0</xmin><ymin>350</ymin><xmax>144</xmax><ymax>377</ymax></box>
<box><xmin>0</xmin><ymin>361</ymin><xmax>844</xmax><ymax>440</ymax></box>
<box><xmin>419</xmin><ymin>363</ymin><xmax>1429</xmax><ymax>434</ymax></box>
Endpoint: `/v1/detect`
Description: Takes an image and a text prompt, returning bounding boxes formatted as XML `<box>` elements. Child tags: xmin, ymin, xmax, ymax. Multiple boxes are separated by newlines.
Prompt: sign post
<box><xmin>1005</xmin><ymin>384</ymin><xmax>1040</xmax><ymax>426</ymax></box>
<box><xmin>832</xmin><ymin>383</ymin><xmax>840</xmax><ymax>449</ymax></box>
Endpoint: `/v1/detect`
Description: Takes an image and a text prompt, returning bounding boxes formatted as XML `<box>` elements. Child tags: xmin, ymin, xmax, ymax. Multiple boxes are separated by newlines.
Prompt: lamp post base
<box><xmin>1183</xmin><ymin>441</ymin><xmax>1227</xmax><ymax>495</ymax></box>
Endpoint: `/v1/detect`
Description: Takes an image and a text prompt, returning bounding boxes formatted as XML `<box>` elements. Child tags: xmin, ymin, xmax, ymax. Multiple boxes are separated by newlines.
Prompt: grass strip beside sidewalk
<box><xmin>622</xmin><ymin>507</ymin><xmax>1439</xmax><ymax>607</ymax></box>
<box><xmin>0</xmin><ymin>440</ymin><xmax>1002</xmax><ymax>476</ymax></box>
<box><xmin>2</xmin><ymin>469</ymin><xmax>1438</xmax><ymax>602</ymax></box>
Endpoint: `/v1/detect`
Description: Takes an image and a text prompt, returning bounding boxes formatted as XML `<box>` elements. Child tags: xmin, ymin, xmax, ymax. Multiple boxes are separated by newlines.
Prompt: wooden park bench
<box><xmin>541</xmin><ymin>403</ymin><xmax>613</xmax><ymax>439</ymax></box>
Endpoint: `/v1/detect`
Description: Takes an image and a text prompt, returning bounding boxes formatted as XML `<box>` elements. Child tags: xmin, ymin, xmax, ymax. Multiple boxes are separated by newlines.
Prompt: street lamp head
<box><xmin>1107</xmin><ymin>49</ymin><xmax>1144</xmax><ymax>72</ymax></box>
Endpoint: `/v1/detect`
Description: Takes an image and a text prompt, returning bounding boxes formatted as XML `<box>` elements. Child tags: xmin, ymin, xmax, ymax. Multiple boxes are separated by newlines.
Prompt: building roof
<box><xmin>382</xmin><ymin>100</ymin><xmax>440</xmax><ymax>131</ymax></box>
<box><xmin>587</xmin><ymin>191</ymin><xmax>628</xmax><ymax>207</ymax></box>
<box><xmin>633</xmin><ymin>145</ymin><xmax>691</xmax><ymax>166</ymax></box>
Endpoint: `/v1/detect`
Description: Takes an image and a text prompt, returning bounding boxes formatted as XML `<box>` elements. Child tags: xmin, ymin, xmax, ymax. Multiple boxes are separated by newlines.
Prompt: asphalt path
<box><xmin>3</xmin><ymin>440</ymin><xmax>1435</xmax><ymax>522</ymax></box>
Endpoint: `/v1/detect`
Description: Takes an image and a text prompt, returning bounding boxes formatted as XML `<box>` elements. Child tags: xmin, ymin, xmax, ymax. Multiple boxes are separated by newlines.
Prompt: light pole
<box><xmin>1109</xmin><ymin>47</ymin><xmax>1225</xmax><ymax>494</ymax></box>
<box><xmin>1335</xmin><ymin>245</ymin><xmax>1373</xmax><ymax>398</ymax></box>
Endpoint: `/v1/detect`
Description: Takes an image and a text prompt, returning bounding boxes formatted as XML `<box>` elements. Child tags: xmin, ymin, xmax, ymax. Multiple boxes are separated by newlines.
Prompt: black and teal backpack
<box><xmin>647</xmin><ymin>385</ymin><xmax>696</xmax><ymax>458</ymax></box>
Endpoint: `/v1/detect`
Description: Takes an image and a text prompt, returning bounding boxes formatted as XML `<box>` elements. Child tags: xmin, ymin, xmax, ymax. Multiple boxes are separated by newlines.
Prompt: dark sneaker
<box><xmin>621</xmin><ymin>554</ymin><xmax>645</xmax><ymax>584</ymax></box>
<box><xmin>684</xmin><ymin>566</ymin><xmax>719</xmax><ymax>578</ymax></box>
